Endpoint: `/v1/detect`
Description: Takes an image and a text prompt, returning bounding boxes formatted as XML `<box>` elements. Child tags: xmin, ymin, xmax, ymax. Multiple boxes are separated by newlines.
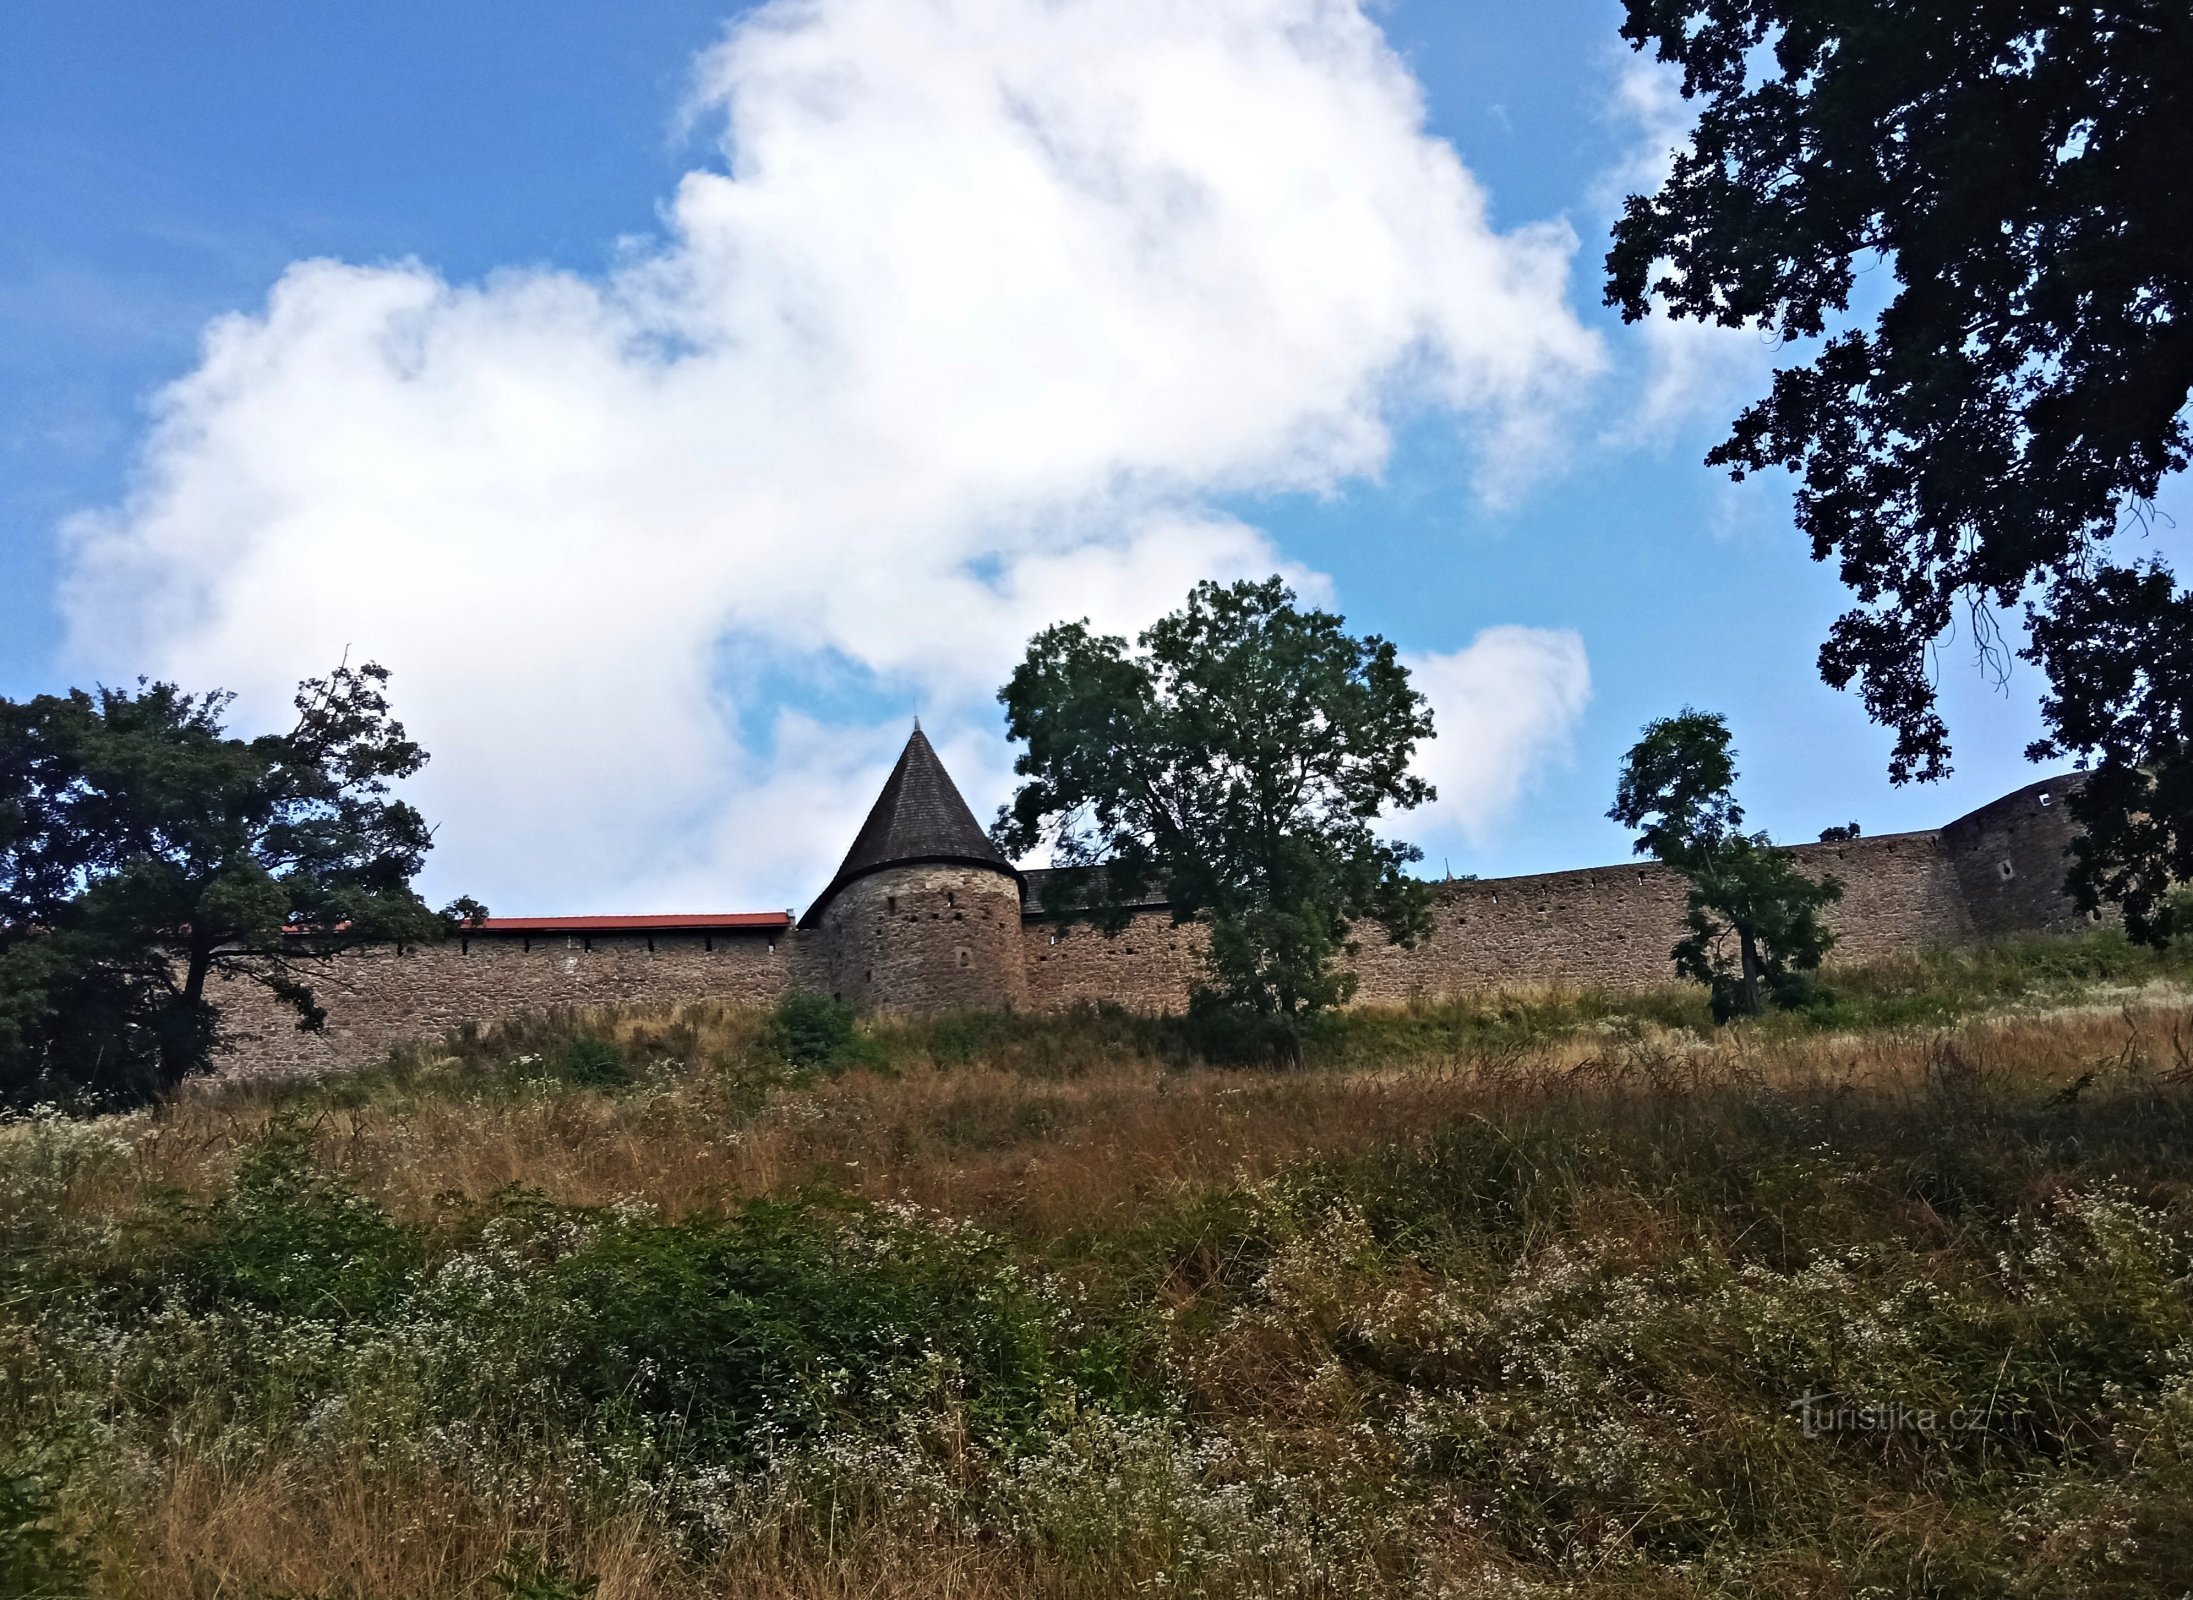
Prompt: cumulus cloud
<box><xmin>1597</xmin><ymin>53</ymin><xmax>1691</xmax><ymax>204</ymax></box>
<box><xmin>1596</xmin><ymin>56</ymin><xmax>1779</xmax><ymax>448</ymax></box>
<box><xmin>1406</xmin><ymin>627</ymin><xmax>1591</xmax><ymax>847</ymax></box>
<box><xmin>63</xmin><ymin>0</ymin><xmax>1601</xmax><ymax>913</ymax></box>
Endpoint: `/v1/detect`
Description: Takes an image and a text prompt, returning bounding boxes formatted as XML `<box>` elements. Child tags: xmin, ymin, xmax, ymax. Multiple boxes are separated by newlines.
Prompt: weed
<box><xmin>9</xmin><ymin>930</ymin><xmax>2193</xmax><ymax>1597</ymax></box>
<box><xmin>0</xmin><ymin>1472</ymin><xmax>83</xmax><ymax>1600</ymax></box>
<box><xmin>488</xmin><ymin>1544</ymin><xmax>599</xmax><ymax>1599</ymax></box>
<box><xmin>192</xmin><ymin>1120</ymin><xmax>421</xmax><ymax>1318</ymax></box>
<box><xmin>766</xmin><ymin>991</ymin><xmax>870</xmax><ymax>1072</ymax></box>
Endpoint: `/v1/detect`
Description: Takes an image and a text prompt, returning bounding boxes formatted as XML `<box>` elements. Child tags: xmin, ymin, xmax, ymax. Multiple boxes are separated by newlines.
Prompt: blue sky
<box><xmin>0</xmin><ymin>0</ymin><xmax>2110</xmax><ymax>914</ymax></box>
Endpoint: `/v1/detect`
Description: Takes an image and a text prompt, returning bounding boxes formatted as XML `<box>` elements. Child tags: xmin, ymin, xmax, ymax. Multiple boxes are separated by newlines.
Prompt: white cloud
<box><xmin>1596</xmin><ymin>56</ymin><xmax>1779</xmax><ymax>448</ymax></box>
<box><xmin>1612</xmin><ymin>304</ymin><xmax>1782</xmax><ymax>448</ymax></box>
<box><xmin>1406</xmin><ymin>627</ymin><xmax>1592</xmax><ymax>847</ymax></box>
<box><xmin>1598</xmin><ymin>55</ymin><xmax>1692</xmax><ymax>204</ymax></box>
<box><xmin>63</xmin><ymin>0</ymin><xmax>1601</xmax><ymax>914</ymax></box>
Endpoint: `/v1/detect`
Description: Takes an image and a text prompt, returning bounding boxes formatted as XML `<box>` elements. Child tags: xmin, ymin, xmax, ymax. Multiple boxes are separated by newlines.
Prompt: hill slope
<box><xmin>7</xmin><ymin>931</ymin><xmax>2193</xmax><ymax>1598</ymax></box>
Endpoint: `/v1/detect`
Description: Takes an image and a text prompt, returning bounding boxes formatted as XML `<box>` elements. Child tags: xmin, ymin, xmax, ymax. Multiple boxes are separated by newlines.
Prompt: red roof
<box><xmin>472</xmin><ymin>912</ymin><xmax>790</xmax><ymax>934</ymax></box>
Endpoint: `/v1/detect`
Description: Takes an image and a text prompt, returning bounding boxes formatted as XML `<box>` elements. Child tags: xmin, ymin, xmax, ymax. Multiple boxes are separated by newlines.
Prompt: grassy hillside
<box><xmin>7</xmin><ymin>930</ymin><xmax>2193</xmax><ymax>1598</ymax></box>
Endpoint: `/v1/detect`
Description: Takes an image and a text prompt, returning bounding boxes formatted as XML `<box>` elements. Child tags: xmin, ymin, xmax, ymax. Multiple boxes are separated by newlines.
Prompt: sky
<box><xmin>0</xmin><ymin>0</ymin><xmax>2135</xmax><ymax>917</ymax></box>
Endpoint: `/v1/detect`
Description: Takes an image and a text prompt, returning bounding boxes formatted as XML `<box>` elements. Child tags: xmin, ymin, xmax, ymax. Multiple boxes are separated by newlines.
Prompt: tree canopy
<box><xmin>993</xmin><ymin>577</ymin><xmax>1434</xmax><ymax>1038</ymax></box>
<box><xmin>0</xmin><ymin>663</ymin><xmax>478</xmax><ymax>1107</ymax></box>
<box><xmin>1611</xmin><ymin>710</ymin><xmax>1842</xmax><ymax>1020</ymax></box>
<box><xmin>1607</xmin><ymin>1</ymin><xmax>2193</xmax><ymax>939</ymax></box>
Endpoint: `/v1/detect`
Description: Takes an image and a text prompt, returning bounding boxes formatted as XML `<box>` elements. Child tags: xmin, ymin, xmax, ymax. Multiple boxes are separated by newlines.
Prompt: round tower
<box><xmin>1939</xmin><ymin>771</ymin><xmax>2093</xmax><ymax>937</ymax></box>
<box><xmin>800</xmin><ymin>727</ymin><xmax>1027</xmax><ymax>1013</ymax></box>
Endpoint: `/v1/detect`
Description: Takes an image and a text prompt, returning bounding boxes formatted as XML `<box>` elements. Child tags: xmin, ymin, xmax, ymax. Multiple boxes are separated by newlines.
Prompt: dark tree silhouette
<box><xmin>1607</xmin><ymin>1</ymin><xmax>2193</xmax><ymax>941</ymax></box>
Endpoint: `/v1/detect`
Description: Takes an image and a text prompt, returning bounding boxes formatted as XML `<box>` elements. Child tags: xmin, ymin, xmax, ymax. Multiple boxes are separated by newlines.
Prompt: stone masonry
<box><xmin>816</xmin><ymin>863</ymin><xmax>1029</xmax><ymax>1013</ymax></box>
<box><xmin>213</xmin><ymin>734</ymin><xmax>2096</xmax><ymax>1079</ymax></box>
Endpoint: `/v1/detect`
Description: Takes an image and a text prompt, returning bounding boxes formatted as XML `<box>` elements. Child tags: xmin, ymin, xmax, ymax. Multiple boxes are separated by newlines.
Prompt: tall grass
<box><xmin>5</xmin><ymin>931</ymin><xmax>2193</xmax><ymax>1597</ymax></box>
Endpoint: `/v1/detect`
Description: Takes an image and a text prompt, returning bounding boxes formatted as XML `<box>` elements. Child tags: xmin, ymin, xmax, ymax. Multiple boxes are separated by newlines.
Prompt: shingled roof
<box><xmin>799</xmin><ymin>727</ymin><xmax>1018</xmax><ymax>926</ymax></box>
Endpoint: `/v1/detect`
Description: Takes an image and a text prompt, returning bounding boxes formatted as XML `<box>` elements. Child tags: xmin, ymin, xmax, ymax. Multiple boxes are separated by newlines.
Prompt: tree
<box><xmin>2025</xmin><ymin>566</ymin><xmax>2193</xmax><ymax>942</ymax></box>
<box><xmin>993</xmin><ymin>577</ymin><xmax>1435</xmax><ymax>1044</ymax></box>
<box><xmin>1611</xmin><ymin>710</ymin><xmax>1842</xmax><ymax>1021</ymax></box>
<box><xmin>0</xmin><ymin>663</ymin><xmax>481</xmax><ymax>1108</ymax></box>
<box><xmin>1606</xmin><ymin>2</ymin><xmax>2193</xmax><ymax>939</ymax></box>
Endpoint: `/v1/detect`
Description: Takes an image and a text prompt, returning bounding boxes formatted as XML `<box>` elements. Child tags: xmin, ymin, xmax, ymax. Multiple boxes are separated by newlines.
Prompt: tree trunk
<box><xmin>181</xmin><ymin>943</ymin><xmax>211</xmax><ymax>1008</ymax></box>
<box><xmin>1737</xmin><ymin>926</ymin><xmax>1764</xmax><ymax>1016</ymax></box>
<box><xmin>159</xmin><ymin>943</ymin><xmax>215</xmax><ymax>1093</ymax></box>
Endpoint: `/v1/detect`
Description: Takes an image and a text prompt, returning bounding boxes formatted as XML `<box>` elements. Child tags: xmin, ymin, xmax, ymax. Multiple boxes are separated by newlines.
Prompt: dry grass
<box><xmin>116</xmin><ymin>1456</ymin><xmax>1087</xmax><ymax>1600</ymax></box>
<box><xmin>110</xmin><ymin>992</ymin><xmax>2193</xmax><ymax>1242</ymax></box>
<box><xmin>14</xmin><ymin>955</ymin><xmax>2193</xmax><ymax>1599</ymax></box>
<box><xmin>111</xmin><ymin>1453</ymin><xmax>1256</xmax><ymax>1600</ymax></box>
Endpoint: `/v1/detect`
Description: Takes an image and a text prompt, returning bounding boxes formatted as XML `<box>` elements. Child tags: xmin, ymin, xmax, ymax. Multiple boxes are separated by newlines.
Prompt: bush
<box><xmin>0</xmin><ymin>1471</ymin><xmax>82</xmax><ymax>1600</ymax></box>
<box><xmin>528</xmin><ymin>1196</ymin><xmax>1134</xmax><ymax>1458</ymax></box>
<box><xmin>552</xmin><ymin>1036</ymin><xmax>630</xmax><ymax>1088</ymax></box>
<box><xmin>766</xmin><ymin>991</ymin><xmax>863</xmax><ymax>1070</ymax></box>
<box><xmin>192</xmin><ymin>1126</ymin><xmax>421</xmax><ymax>1319</ymax></box>
<box><xmin>1174</xmin><ymin>994</ymin><xmax>1309</xmax><ymax>1066</ymax></box>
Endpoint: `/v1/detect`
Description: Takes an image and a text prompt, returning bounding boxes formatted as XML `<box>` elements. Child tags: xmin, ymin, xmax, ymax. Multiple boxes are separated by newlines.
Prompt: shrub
<box><xmin>553</xmin><ymin>1036</ymin><xmax>630</xmax><ymax>1088</ymax></box>
<box><xmin>0</xmin><ymin>1471</ymin><xmax>82</xmax><ymax>1600</ymax></box>
<box><xmin>1174</xmin><ymin>994</ymin><xmax>1307</xmax><ymax>1067</ymax></box>
<box><xmin>192</xmin><ymin>1125</ymin><xmax>421</xmax><ymax>1319</ymax></box>
<box><xmin>526</xmin><ymin>1196</ymin><xmax>1135</xmax><ymax>1459</ymax></box>
<box><xmin>766</xmin><ymin>991</ymin><xmax>863</xmax><ymax>1071</ymax></box>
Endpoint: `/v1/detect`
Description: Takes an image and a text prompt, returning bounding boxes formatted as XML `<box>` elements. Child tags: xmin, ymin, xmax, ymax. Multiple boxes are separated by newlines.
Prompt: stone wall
<box><xmin>1941</xmin><ymin>774</ymin><xmax>2090</xmax><ymax>936</ymax></box>
<box><xmin>1022</xmin><ymin>824</ymin><xmax>1983</xmax><ymax>1014</ymax></box>
<box><xmin>1363</xmin><ymin>825</ymin><xmax>1980</xmax><ymax>1002</ymax></box>
<box><xmin>1023</xmin><ymin>909</ymin><xmax>1206</xmax><ymax>1012</ymax></box>
<box><xmin>209</xmin><ymin>775</ymin><xmax>2094</xmax><ymax>1079</ymax></box>
<box><xmin>816</xmin><ymin>862</ymin><xmax>1028</xmax><ymax>1013</ymax></box>
<box><xmin>215</xmin><ymin>926</ymin><xmax>810</xmax><ymax>1078</ymax></box>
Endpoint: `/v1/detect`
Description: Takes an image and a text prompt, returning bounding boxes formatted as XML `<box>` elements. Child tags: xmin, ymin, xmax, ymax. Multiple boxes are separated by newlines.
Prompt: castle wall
<box><xmin>1024</xmin><ymin>910</ymin><xmax>1205</xmax><ymax>1012</ymax></box>
<box><xmin>1941</xmin><ymin>774</ymin><xmax>2090</xmax><ymax>936</ymax></box>
<box><xmin>1361</xmin><ymin>828</ymin><xmax>1977</xmax><ymax>1001</ymax></box>
<box><xmin>1023</xmin><ymin>826</ymin><xmax>1982</xmax><ymax>1013</ymax></box>
<box><xmin>208</xmin><ymin>776</ymin><xmax>2096</xmax><ymax>1079</ymax></box>
<box><xmin>214</xmin><ymin>927</ymin><xmax>810</xmax><ymax>1079</ymax></box>
<box><xmin>817</xmin><ymin>862</ymin><xmax>1028</xmax><ymax>1013</ymax></box>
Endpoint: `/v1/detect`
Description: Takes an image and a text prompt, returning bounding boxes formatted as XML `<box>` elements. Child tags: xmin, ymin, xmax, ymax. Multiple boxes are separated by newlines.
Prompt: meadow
<box><xmin>6</xmin><ymin>930</ymin><xmax>2193</xmax><ymax>1598</ymax></box>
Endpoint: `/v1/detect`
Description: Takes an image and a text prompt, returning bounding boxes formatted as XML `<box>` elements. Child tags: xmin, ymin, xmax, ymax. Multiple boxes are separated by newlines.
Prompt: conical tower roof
<box><xmin>799</xmin><ymin>726</ymin><xmax>1017</xmax><ymax>926</ymax></box>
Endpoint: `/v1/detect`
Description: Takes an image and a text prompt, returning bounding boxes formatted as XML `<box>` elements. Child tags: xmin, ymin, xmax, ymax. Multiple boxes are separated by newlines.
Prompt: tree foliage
<box><xmin>1607</xmin><ymin>1</ymin><xmax>2193</xmax><ymax>938</ymax></box>
<box><xmin>1612</xmin><ymin>710</ymin><xmax>1842</xmax><ymax>1021</ymax></box>
<box><xmin>0</xmin><ymin>663</ymin><xmax>479</xmax><ymax>1108</ymax></box>
<box><xmin>2026</xmin><ymin>564</ymin><xmax>2193</xmax><ymax>943</ymax></box>
<box><xmin>994</xmin><ymin>577</ymin><xmax>1434</xmax><ymax>1037</ymax></box>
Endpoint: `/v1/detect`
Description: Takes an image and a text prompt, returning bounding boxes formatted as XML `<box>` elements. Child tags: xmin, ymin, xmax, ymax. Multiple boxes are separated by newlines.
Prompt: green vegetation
<box><xmin>0</xmin><ymin>1471</ymin><xmax>82</xmax><ymax>1600</ymax></box>
<box><xmin>763</xmin><ymin>990</ymin><xmax>871</xmax><ymax>1072</ymax></box>
<box><xmin>1611</xmin><ymin>709</ymin><xmax>1844</xmax><ymax>1021</ymax></box>
<box><xmin>994</xmin><ymin>575</ymin><xmax>1435</xmax><ymax>1046</ymax></box>
<box><xmin>6</xmin><ymin>929</ymin><xmax>2193</xmax><ymax>1596</ymax></box>
<box><xmin>0</xmin><ymin>662</ymin><xmax>480</xmax><ymax>1112</ymax></box>
<box><xmin>1607</xmin><ymin>0</ymin><xmax>2193</xmax><ymax>941</ymax></box>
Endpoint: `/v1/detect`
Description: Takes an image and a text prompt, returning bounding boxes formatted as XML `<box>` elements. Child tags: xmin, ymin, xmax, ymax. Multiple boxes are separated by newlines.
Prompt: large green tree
<box><xmin>1607</xmin><ymin>1</ymin><xmax>2193</xmax><ymax>941</ymax></box>
<box><xmin>993</xmin><ymin>577</ymin><xmax>1435</xmax><ymax>1040</ymax></box>
<box><xmin>0</xmin><ymin>663</ymin><xmax>480</xmax><ymax>1108</ymax></box>
<box><xmin>1611</xmin><ymin>710</ymin><xmax>1843</xmax><ymax>1021</ymax></box>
